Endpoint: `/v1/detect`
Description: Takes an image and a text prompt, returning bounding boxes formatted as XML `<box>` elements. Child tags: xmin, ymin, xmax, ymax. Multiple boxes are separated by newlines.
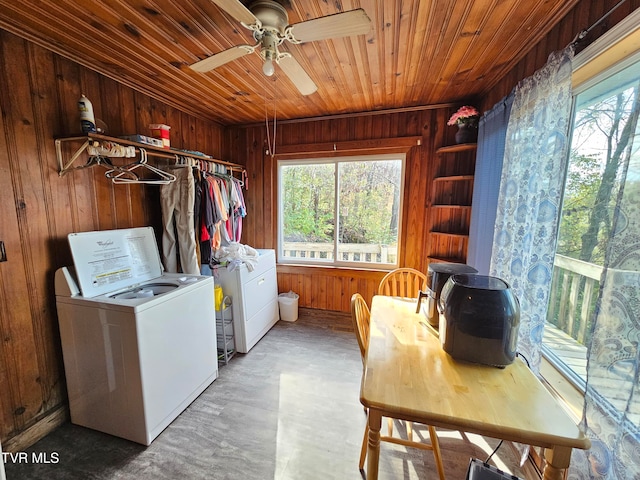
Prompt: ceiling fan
<box><xmin>190</xmin><ymin>0</ymin><xmax>372</xmax><ymax>96</ymax></box>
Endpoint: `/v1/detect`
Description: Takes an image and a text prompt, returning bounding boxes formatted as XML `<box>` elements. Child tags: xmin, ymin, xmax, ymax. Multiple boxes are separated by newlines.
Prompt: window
<box><xmin>543</xmin><ymin>56</ymin><xmax>640</xmax><ymax>397</ymax></box>
<box><xmin>277</xmin><ymin>154</ymin><xmax>405</xmax><ymax>268</ymax></box>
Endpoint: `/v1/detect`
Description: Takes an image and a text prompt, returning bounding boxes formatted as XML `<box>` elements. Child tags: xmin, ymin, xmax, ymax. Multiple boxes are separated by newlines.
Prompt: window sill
<box><xmin>539</xmin><ymin>356</ymin><xmax>584</xmax><ymax>421</ymax></box>
<box><xmin>276</xmin><ymin>263</ymin><xmax>391</xmax><ymax>274</ymax></box>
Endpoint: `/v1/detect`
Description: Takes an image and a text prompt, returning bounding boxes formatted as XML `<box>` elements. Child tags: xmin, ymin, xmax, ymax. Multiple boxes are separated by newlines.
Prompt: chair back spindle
<box><xmin>378</xmin><ymin>268</ymin><xmax>427</xmax><ymax>298</ymax></box>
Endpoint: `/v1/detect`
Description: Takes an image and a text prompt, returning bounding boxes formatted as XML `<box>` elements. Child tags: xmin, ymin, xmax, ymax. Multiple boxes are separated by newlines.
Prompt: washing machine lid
<box><xmin>68</xmin><ymin>227</ymin><xmax>163</xmax><ymax>298</ymax></box>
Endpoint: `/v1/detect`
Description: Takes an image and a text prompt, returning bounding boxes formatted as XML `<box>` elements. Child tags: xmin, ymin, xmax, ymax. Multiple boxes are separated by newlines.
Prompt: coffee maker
<box><xmin>416</xmin><ymin>262</ymin><xmax>477</xmax><ymax>327</ymax></box>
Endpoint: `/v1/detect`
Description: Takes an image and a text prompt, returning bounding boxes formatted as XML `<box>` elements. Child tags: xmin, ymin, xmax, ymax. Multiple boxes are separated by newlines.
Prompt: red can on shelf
<box><xmin>149</xmin><ymin>124</ymin><xmax>171</xmax><ymax>149</ymax></box>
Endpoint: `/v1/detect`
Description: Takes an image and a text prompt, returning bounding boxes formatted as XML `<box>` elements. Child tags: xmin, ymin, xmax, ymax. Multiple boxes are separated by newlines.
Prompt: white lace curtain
<box><xmin>487</xmin><ymin>43</ymin><xmax>640</xmax><ymax>478</ymax></box>
<box><xmin>489</xmin><ymin>46</ymin><xmax>574</xmax><ymax>371</ymax></box>
<box><xmin>568</xmin><ymin>69</ymin><xmax>640</xmax><ymax>480</ymax></box>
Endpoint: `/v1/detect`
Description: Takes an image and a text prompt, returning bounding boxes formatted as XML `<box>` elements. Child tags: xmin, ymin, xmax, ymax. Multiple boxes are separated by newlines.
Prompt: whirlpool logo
<box><xmin>96</xmin><ymin>240</ymin><xmax>115</xmax><ymax>249</ymax></box>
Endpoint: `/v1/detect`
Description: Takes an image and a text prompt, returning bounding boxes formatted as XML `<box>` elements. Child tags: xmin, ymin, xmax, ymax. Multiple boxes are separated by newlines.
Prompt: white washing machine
<box><xmin>55</xmin><ymin>227</ymin><xmax>218</xmax><ymax>445</ymax></box>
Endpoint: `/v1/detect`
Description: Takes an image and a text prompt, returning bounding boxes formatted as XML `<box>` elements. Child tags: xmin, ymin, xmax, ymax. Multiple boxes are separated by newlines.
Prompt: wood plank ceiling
<box><xmin>0</xmin><ymin>0</ymin><xmax>580</xmax><ymax>125</ymax></box>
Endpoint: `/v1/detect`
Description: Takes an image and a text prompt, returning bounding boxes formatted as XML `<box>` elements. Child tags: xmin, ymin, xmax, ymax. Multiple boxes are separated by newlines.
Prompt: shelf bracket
<box><xmin>56</xmin><ymin>136</ymin><xmax>92</xmax><ymax>176</ymax></box>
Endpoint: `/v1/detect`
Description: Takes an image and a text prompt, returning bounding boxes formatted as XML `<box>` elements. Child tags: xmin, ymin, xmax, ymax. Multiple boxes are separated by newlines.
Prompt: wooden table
<box><xmin>360</xmin><ymin>295</ymin><xmax>590</xmax><ymax>480</ymax></box>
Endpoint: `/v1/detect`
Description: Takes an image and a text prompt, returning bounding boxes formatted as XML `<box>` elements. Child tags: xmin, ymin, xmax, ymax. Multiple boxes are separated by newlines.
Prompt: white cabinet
<box><xmin>215</xmin><ymin>249</ymin><xmax>279</xmax><ymax>353</ymax></box>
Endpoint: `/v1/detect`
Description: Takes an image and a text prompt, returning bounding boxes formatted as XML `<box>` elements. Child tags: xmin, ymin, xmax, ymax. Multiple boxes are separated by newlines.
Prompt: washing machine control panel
<box><xmin>68</xmin><ymin>227</ymin><xmax>164</xmax><ymax>298</ymax></box>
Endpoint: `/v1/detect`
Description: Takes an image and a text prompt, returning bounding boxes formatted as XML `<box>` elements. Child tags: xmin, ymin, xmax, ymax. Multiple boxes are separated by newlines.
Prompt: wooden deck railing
<box><xmin>546</xmin><ymin>257</ymin><xmax>640</xmax><ymax>423</ymax></box>
<box><xmin>547</xmin><ymin>254</ymin><xmax>603</xmax><ymax>346</ymax></box>
<box><xmin>282</xmin><ymin>242</ymin><xmax>398</xmax><ymax>264</ymax></box>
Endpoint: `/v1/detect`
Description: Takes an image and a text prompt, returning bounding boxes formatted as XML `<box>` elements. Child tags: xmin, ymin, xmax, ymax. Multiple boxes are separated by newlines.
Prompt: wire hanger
<box><xmin>105</xmin><ymin>149</ymin><xmax>176</xmax><ymax>185</ymax></box>
<box><xmin>72</xmin><ymin>155</ymin><xmax>116</xmax><ymax>172</ymax></box>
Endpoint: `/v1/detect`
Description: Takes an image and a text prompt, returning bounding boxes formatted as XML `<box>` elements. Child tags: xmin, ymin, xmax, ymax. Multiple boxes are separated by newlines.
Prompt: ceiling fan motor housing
<box><xmin>249</xmin><ymin>0</ymin><xmax>289</xmax><ymax>35</ymax></box>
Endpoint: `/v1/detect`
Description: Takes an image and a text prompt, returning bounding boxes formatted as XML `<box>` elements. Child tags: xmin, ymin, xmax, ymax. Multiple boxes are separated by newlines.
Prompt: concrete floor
<box><xmin>4</xmin><ymin>313</ymin><xmax>535</xmax><ymax>479</ymax></box>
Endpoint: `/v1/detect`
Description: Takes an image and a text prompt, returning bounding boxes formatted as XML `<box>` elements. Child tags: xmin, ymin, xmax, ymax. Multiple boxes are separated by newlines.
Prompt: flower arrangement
<box><xmin>447</xmin><ymin>105</ymin><xmax>480</xmax><ymax>126</ymax></box>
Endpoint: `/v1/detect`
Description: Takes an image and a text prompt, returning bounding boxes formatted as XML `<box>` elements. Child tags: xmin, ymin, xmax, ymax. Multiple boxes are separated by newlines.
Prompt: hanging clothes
<box><xmin>199</xmin><ymin>175</ymin><xmax>215</xmax><ymax>267</ymax></box>
<box><xmin>209</xmin><ymin>176</ymin><xmax>228</xmax><ymax>249</ymax></box>
<box><xmin>230</xmin><ymin>177</ymin><xmax>247</xmax><ymax>242</ymax></box>
<box><xmin>160</xmin><ymin>166</ymin><xmax>199</xmax><ymax>274</ymax></box>
<box><xmin>197</xmin><ymin>171</ymin><xmax>246</xmax><ymax>267</ymax></box>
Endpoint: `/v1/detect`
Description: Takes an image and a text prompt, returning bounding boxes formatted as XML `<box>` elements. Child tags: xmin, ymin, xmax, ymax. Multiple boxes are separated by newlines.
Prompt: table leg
<box><xmin>543</xmin><ymin>446</ymin><xmax>573</xmax><ymax>480</ymax></box>
<box><xmin>366</xmin><ymin>409</ymin><xmax>382</xmax><ymax>480</ymax></box>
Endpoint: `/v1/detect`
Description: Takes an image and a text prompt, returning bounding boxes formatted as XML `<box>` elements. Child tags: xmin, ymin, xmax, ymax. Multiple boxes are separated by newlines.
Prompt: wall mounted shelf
<box><xmin>430</xmin><ymin>231</ymin><xmax>469</xmax><ymax>238</ymax></box>
<box><xmin>427</xmin><ymin>142</ymin><xmax>477</xmax><ymax>264</ymax></box>
<box><xmin>431</xmin><ymin>204</ymin><xmax>472</xmax><ymax>209</ymax></box>
<box><xmin>436</xmin><ymin>143</ymin><xmax>477</xmax><ymax>154</ymax></box>
<box><xmin>428</xmin><ymin>255</ymin><xmax>468</xmax><ymax>264</ymax></box>
<box><xmin>433</xmin><ymin>174</ymin><xmax>475</xmax><ymax>182</ymax></box>
<box><xmin>55</xmin><ymin>133</ymin><xmax>243</xmax><ymax>177</ymax></box>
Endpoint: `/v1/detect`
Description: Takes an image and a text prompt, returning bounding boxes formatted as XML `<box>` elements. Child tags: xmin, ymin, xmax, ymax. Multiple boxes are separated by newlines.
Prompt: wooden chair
<box><xmin>350</xmin><ymin>293</ymin><xmax>445</xmax><ymax>479</ymax></box>
<box><xmin>378</xmin><ymin>267</ymin><xmax>427</xmax><ymax>298</ymax></box>
<box><xmin>350</xmin><ymin>293</ymin><xmax>370</xmax><ymax>363</ymax></box>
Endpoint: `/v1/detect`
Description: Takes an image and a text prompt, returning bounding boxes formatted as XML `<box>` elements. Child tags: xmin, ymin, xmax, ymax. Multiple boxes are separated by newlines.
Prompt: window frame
<box><xmin>276</xmin><ymin>153</ymin><xmax>406</xmax><ymax>270</ymax></box>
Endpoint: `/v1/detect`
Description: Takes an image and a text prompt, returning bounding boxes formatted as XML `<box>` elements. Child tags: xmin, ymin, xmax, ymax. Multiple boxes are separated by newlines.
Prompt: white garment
<box><xmin>215</xmin><ymin>243</ymin><xmax>259</xmax><ymax>271</ymax></box>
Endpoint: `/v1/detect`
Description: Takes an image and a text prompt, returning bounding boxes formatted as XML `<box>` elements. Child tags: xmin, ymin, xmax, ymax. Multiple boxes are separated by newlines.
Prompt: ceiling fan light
<box><xmin>262</xmin><ymin>58</ymin><xmax>275</xmax><ymax>76</ymax></box>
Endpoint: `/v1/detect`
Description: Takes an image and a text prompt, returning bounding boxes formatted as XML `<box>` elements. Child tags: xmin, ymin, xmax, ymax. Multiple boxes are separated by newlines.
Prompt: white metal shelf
<box><xmin>216</xmin><ymin>296</ymin><xmax>236</xmax><ymax>365</ymax></box>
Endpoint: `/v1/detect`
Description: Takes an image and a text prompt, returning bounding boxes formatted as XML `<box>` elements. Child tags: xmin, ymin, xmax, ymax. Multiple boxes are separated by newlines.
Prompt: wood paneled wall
<box><xmin>0</xmin><ymin>29</ymin><xmax>225</xmax><ymax>448</ymax></box>
<box><xmin>481</xmin><ymin>0</ymin><xmax>640</xmax><ymax>111</ymax></box>
<box><xmin>225</xmin><ymin>107</ymin><xmax>464</xmax><ymax>312</ymax></box>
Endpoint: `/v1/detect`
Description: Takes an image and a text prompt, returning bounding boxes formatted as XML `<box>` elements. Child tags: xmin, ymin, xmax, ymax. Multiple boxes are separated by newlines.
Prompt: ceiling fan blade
<box><xmin>209</xmin><ymin>0</ymin><xmax>258</xmax><ymax>25</ymax></box>
<box><xmin>277</xmin><ymin>54</ymin><xmax>317</xmax><ymax>96</ymax></box>
<box><xmin>289</xmin><ymin>8</ymin><xmax>371</xmax><ymax>43</ymax></box>
<box><xmin>190</xmin><ymin>45</ymin><xmax>254</xmax><ymax>72</ymax></box>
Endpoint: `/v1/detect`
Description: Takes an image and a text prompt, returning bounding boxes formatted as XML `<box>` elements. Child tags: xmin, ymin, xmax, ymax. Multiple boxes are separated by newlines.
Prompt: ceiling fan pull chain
<box><xmin>264</xmin><ymin>82</ymin><xmax>272</xmax><ymax>156</ymax></box>
<box><xmin>263</xmin><ymin>74</ymin><xmax>278</xmax><ymax>157</ymax></box>
<box><xmin>272</xmin><ymin>80</ymin><xmax>277</xmax><ymax>157</ymax></box>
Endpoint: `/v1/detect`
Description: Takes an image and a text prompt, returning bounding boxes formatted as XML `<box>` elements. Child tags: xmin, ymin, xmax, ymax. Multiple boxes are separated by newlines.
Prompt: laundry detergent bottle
<box><xmin>78</xmin><ymin>94</ymin><xmax>96</xmax><ymax>133</ymax></box>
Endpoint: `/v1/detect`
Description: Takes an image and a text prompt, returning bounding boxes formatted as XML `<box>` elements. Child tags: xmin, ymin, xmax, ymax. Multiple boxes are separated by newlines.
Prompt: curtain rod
<box><xmin>571</xmin><ymin>0</ymin><xmax>628</xmax><ymax>45</ymax></box>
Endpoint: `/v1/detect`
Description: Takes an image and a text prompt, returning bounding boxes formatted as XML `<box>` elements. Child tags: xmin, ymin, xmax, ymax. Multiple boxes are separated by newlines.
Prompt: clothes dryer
<box><xmin>55</xmin><ymin>227</ymin><xmax>217</xmax><ymax>445</ymax></box>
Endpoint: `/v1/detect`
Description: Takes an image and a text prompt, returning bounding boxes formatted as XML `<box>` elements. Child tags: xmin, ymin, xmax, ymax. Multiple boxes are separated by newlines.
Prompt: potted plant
<box><xmin>447</xmin><ymin>106</ymin><xmax>480</xmax><ymax>144</ymax></box>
